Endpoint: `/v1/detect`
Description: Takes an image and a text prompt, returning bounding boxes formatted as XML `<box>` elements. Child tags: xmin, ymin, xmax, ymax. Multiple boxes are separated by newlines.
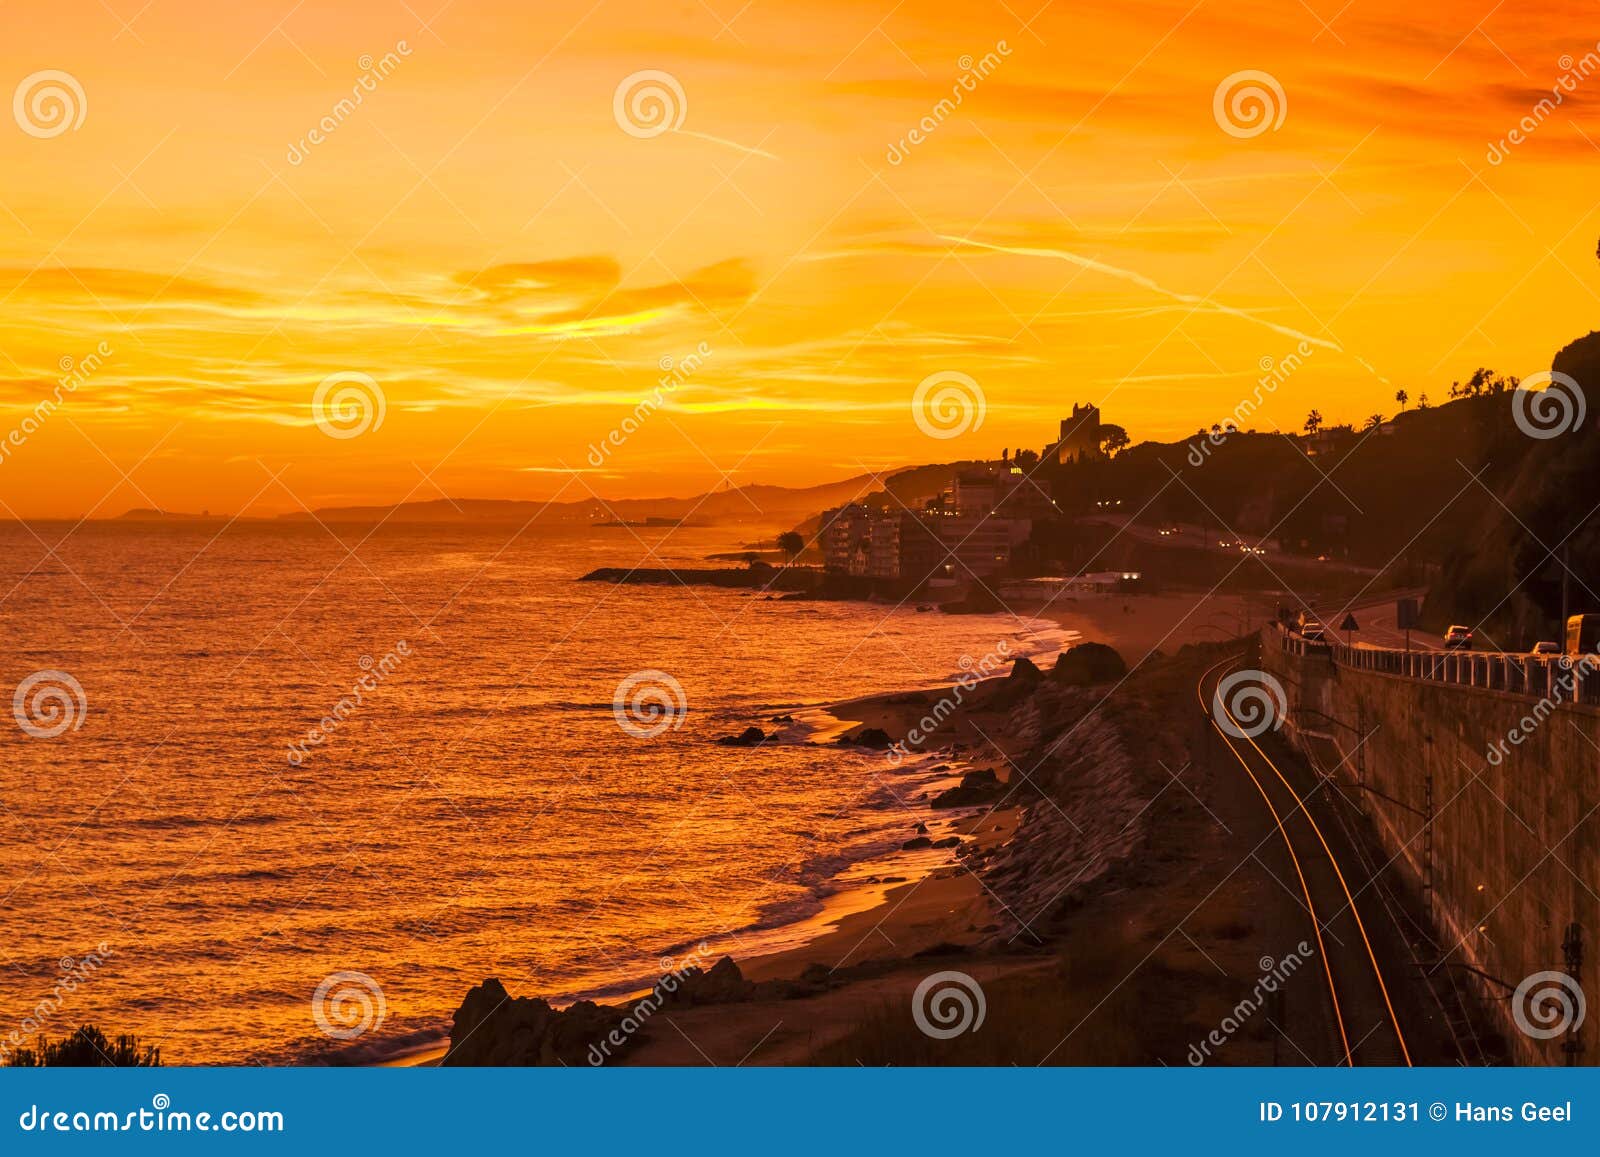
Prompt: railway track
<box><xmin>1198</xmin><ymin>652</ymin><xmax>1413</xmax><ymax>1066</ymax></box>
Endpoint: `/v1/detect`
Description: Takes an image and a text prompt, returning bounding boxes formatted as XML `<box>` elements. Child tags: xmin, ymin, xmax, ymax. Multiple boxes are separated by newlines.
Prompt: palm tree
<box><xmin>1303</xmin><ymin>409</ymin><xmax>1323</xmax><ymax>435</ymax></box>
<box><xmin>1364</xmin><ymin>413</ymin><xmax>1383</xmax><ymax>431</ymax></box>
<box><xmin>1394</xmin><ymin>389</ymin><xmax>1408</xmax><ymax>410</ymax></box>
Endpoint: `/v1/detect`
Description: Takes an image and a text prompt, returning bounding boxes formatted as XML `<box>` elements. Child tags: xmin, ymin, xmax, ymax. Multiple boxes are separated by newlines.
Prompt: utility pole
<box><xmin>1562</xmin><ymin>543</ymin><xmax>1571</xmax><ymax>636</ymax></box>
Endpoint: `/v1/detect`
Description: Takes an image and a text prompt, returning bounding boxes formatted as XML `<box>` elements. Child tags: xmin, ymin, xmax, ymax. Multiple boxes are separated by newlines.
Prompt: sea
<box><xmin>0</xmin><ymin>520</ymin><xmax>1067</xmax><ymax>1064</ymax></box>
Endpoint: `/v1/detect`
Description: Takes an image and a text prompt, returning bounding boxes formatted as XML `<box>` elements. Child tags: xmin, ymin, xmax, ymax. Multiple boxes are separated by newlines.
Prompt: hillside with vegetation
<box><xmin>1028</xmin><ymin>345</ymin><xmax>1598</xmax><ymax>646</ymax></box>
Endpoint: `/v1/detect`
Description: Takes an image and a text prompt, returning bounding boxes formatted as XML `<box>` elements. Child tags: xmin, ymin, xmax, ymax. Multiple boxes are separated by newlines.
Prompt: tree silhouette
<box><xmin>1098</xmin><ymin>424</ymin><xmax>1130</xmax><ymax>457</ymax></box>
<box><xmin>1418</xmin><ymin>392</ymin><xmax>1430</xmax><ymax>409</ymax></box>
<box><xmin>776</xmin><ymin>530</ymin><xmax>804</xmax><ymax>565</ymax></box>
<box><xmin>5</xmin><ymin>1026</ymin><xmax>159</xmax><ymax>1067</ymax></box>
<box><xmin>1449</xmin><ymin>367</ymin><xmax>1520</xmax><ymax>399</ymax></box>
<box><xmin>1395</xmin><ymin>389</ymin><xmax>1408</xmax><ymax>410</ymax></box>
<box><xmin>1364</xmin><ymin>413</ymin><xmax>1383</xmax><ymax>430</ymax></box>
<box><xmin>1303</xmin><ymin>409</ymin><xmax>1323</xmax><ymax>435</ymax></box>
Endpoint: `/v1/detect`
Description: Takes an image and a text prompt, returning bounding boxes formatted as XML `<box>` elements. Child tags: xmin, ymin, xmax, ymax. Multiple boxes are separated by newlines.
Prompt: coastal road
<box><xmin>1197</xmin><ymin>652</ymin><xmax>1414</xmax><ymax>1066</ymax></box>
<box><xmin>1305</xmin><ymin>588</ymin><xmax>1440</xmax><ymax>652</ymax></box>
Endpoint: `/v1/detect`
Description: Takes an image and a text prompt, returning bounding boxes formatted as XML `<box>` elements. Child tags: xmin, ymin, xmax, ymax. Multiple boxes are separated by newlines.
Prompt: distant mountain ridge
<box><xmin>272</xmin><ymin>472</ymin><xmax>898</xmax><ymax>528</ymax></box>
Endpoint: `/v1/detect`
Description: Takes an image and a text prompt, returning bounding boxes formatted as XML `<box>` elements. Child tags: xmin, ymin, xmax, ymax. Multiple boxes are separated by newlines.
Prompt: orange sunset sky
<box><xmin>1</xmin><ymin>0</ymin><xmax>1598</xmax><ymax>518</ymax></box>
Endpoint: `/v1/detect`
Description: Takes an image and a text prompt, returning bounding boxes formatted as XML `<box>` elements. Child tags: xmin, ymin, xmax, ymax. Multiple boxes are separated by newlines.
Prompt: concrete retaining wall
<box><xmin>1261</xmin><ymin>632</ymin><xmax>1599</xmax><ymax>1066</ymax></box>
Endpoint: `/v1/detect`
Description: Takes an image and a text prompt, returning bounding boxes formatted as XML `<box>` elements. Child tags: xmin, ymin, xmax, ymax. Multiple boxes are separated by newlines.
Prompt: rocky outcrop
<box><xmin>929</xmin><ymin>767</ymin><xmax>1004</xmax><ymax>809</ymax></box>
<box><xmin>444</xmin><ymin>980</ymin><xmax>630</xmax><ymax>1066</ymax></box>
<box><xmin>839</xmin><ymin>726</ymin><xmax>893</xmax><ymax>749</ymax></box>
<box><xmin>1052</xmin><ymin>642</ymin><xmax>1127</xmax><ymax>685</ymax></box>
<box><xmin>1009</xmin><ymin>656</ymin><xmax>1044</xmax><ymax>684</ymax></box>
<box><xmin>715</xmin><ymin>726</ymin><xmax>766</xmax><ymax>747</ymax></box>
<box><xmin>979</xmin><ymin>689</ymin><xmax>1144</xmax><ymax>944</ymax></box>
<box><xmin>443</xmin><ymin>957</ymin><xmax>796</xmax><ymax>1066</ymax></box>
<box><xmin>661</xmin><ymin>956</ymin><xmax>753</xmax><ymax>1006</ymax></box>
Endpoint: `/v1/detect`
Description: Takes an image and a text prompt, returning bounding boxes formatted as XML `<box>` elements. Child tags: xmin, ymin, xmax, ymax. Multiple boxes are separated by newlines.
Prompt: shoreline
<box><xmin>385</xmin><ymin>664</ymin><xmax>1040</xmax><ymax>1068</ymax></box>
<box><xmin>395</xmin><ymin>598</ymin><xmax>1409</xmax><ymax>1066</ymax></box>
<box><xmin>388</xmin><ymin>594</ymin><xmax>1264</xmax><ymax>1067</ymax></box>
<box><xmin>369</xmin><ymin>593</ymin><xmax>1266</xmax><ymax>1068</ymax></box>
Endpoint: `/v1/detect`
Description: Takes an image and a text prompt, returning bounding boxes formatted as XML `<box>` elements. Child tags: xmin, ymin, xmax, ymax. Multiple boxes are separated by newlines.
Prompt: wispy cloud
<box><xmin>939</xmin><ymin>233</ymin><xmax>1344</xmax><ymax>353</ymax></box>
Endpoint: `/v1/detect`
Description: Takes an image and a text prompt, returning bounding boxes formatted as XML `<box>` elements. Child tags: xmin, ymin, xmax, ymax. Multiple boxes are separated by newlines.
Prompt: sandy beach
<box><xmin>427</xmin><ymin>590</ymin><xmax>1346</xmax><ymax>1067</ymax></box>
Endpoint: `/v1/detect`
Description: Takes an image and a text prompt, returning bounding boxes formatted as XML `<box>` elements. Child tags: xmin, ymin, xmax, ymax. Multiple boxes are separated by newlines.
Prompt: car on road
<box><xmin>1443</xmin><ymin>625</ymin><xmax>1474</xmax><ymax>650</ymax></box>
<box><xmin>1294</xmin><ymin>611</ymin><xmax>1328</xmax><ymax>642</ymax></box>
<box><xmin>1531</xmin><ymin>641</ymin><xmax>1561</xmax><ymax>657</ymax></box>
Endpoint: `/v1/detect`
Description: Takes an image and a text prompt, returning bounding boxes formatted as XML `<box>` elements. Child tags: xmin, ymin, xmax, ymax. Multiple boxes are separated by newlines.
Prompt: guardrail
<box><xmin>1278</xmin><ymin>627</ymin><xmax>1600</xmax><ymax>707</ymax></box>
